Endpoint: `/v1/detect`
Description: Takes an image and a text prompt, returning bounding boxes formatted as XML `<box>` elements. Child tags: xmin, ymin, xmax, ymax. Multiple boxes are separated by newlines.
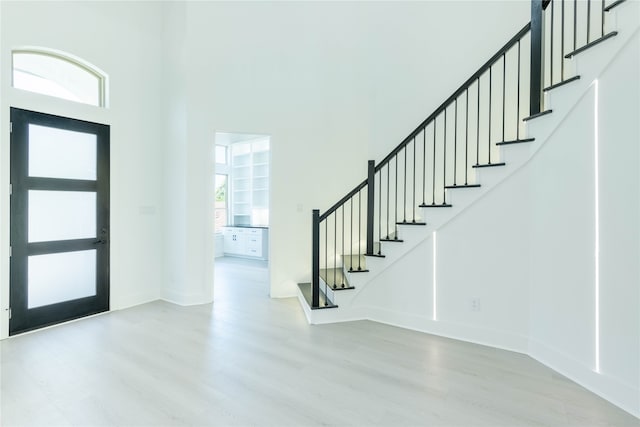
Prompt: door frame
<box><xmin>9</xmin><ymin>107</ymin><xmax>110</xmax><ymax>335</ymax></box>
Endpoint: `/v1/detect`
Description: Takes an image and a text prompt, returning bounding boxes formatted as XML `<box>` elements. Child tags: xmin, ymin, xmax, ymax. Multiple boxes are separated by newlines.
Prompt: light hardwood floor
<box><xmin>1</xmin><ymin>256</ymin><xmax>638</xmax><ymax>426</ymax></box>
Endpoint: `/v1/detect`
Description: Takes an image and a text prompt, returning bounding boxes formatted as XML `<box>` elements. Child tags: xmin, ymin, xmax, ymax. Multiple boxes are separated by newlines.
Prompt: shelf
<box><xmin>230</xmin><ymin>141</ymin><xmax>270</xmax><ymax>228</ymax></box>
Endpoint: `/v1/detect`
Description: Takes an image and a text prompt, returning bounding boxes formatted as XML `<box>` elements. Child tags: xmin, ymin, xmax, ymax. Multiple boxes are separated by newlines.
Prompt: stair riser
<box><xmin>500</xmin><ymin>140</ymin><xmax>535</xmax><ymax>165</ymax></box>
<box><xmin>473</xmin><ymin>162</ymin><xmax>520</xmax><ymax>188</ymax></box>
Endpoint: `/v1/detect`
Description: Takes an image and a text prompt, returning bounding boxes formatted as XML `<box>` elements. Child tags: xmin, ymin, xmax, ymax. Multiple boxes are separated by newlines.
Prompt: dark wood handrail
<box><xmin>375</xmin><ymin>22</ymin><xmax>531</xmax><ymax>172</ymax></box>
<box><xmin>318</xmin><ymin>21</ymin><xmax>532</xmax><ymax>222</ymax></box>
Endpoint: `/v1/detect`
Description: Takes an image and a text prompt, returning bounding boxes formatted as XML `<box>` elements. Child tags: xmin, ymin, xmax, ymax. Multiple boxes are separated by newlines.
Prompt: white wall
<box><xmin>177</xmin><ymin>1</ymin><xmax>529</xmax><ymax>299</ymax></box>
<box><xmin>596</xmin><ymin>32</ymin><xmax>640</xmax><ymax>401</ymax></box>
<box><xmin>0</xmin><ymin>1</ymin><xmax>167</xmax><ymax>337</ymax></box>
<box><xmin>354</xmin><ymin>165</ymin><xmax>532</xmax><ymax>352</ymax></box>
<box><xmin>528</xmin><ymin>30</ymin><xmax>640</xmax><ymax>416</ymax></box>
<box><xmin>0</xmin><ymin>1</ymin><xmax>531</xmax><ymax>316</ymax></box>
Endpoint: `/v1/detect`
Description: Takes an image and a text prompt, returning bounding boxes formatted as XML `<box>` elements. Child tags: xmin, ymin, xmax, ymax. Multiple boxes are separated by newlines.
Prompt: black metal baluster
<box><xmin>551</xmin><ymin>0</ymin><xmax>555</xmax><ymax>86</ymax></box>
<box><xmin>341</xmin><ymin>205</ymin><xmax>345</xmax><ymax>285</ymax></box>
<box><xmin>378</xmin><ymin>171</ymin><xmax>382</xmax><ymax>254</ymax></box>
<box><xmin>517</xmin><ymin>40</ymin><xmax>522</xmax><ymax>140</ymax></box>
<box><xmin>587</xmin><ymin>0</ymin><xmax>591</xmax><ymax>43</ymax></box>
<box><xmin>395</xmin><ymin>155</ymin><xmax>398</xmax><ymax>234</ymax></box>
<box><xmin>333</xmin><ymin>213</ymin><xmax>337</xmax><ymax>288</ymax></box>
<box><xmin>574</xmin><ymin>0</ymin><xmax>578</xmax><ymax>51</ymax></box>
<box><xmin>465</xmin><ymin>88</ymin><xmax>469</xmax><ymax>185</ymax></box>
<box><xmin>443</xmin><ymin>108</ymin><xmax>447</xmax><ymax>204</ymax></box>
<box><xmin>349</xmin><ymin>196</ymin><xmax>353</xmax><ymax>272</ymax></box>
<box><xmin>387</xmin><ymin>164</ymin><xmax>392</xmax><ymax>239</ymax></box>
<box><xmin>422</xmin><ymin>128</ymin><xmax>427</xmax><ymax>204</ymax></box>
<box><xmin>403</xmin><ymin>147</ymin><xmax>407</xmax><ymax>223</ymax></box>
<box><xmin>378</xmin><ymin>171</ymin><xmax>381</xmax><ymax>251</ymax></box>
<box><xmin>601</xmin><ymin>0</ymin><xmax>605</xmax><ymax>37</ymax></box>
<box><xmin>454</xmin><ymin>98</ymin><xmax>458</xmax><ymax>186</ymax></box>
<box><xmin>413</xmin><ymin>137</ymin><xmax>416</xmax><ymax>222</ymax></box>
<box><xmin>432</xmin><ymin>118</ymin><xmax>437</xmax><ymax>204</ymax></box>
<box><xmin>476</xmin><ymin>78</ymin><xmax>481</xmax><ymax>166</ymax></box>
<box><xmin>488</xmin><ymin>66</ymin><xmax>493</xmax><ymax>164</ymax></box>
<box><xmin>358</xmin><ymin>190</ymin><xmax>362</xmax><ymax>271</ymax></box>
<box><xmin>562</xmin><ymin>0</ymin><xmax>566</xmax><ymax>80</ymax></box>
<box><xmin>502</xmin><ymin>53</ymin><xmax>506</xmax><ymax>142</ymax></box>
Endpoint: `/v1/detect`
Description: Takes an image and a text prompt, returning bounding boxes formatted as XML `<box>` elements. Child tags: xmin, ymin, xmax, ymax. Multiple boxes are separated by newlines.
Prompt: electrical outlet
<box><xmin>470</xmin><ymin>297</ymin><xmax>481</xmax><ymax>312</ymax></box>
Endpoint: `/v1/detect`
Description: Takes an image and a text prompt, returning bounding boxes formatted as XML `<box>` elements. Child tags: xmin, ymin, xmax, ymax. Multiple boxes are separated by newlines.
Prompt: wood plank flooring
<box><xmin>1</xmin><ymin>256</ymin><xmax>638</xmax><ymax>426</ymax></box>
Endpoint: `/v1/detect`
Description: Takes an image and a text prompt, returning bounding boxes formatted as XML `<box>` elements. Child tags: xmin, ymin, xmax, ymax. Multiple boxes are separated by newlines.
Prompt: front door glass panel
<box><xmin>28</xmin><ymin>250</ymin><xmax>97</xmax><ymax>309</ymax></box>
<box><xmin>28</xmin><ymin>124</ymin><xmax>97</xmax><ymax>180</ymax></box>
<box><xmin>28</xmin><ymin>190</ymin><xmax>96</xmax><ymax>242</ymax></box>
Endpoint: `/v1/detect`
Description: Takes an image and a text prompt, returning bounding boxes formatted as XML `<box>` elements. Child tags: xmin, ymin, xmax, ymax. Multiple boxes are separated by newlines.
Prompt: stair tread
<box><xmin>365</xmin><ymin>253</ymin><xmax>386</xmax><ymax>258</ymax></box>
<box><xmin>297</xmin><ymin>283</ymin><xmax>338</xmax><ymax>309</ymax></box>
<box><xmin>604</xmin><ymin>0</ymin><xmax>626</xmax><ymax>12</ymax></box>
<box><xmin>445</xmin><ymin>184</ymin><xmax>481</xmax><ymax>189</ymax></box>
<box><xmin>473</xmin><ymin>162</ymin><xmax>506</xmax><ymax>168</ymax></box>
<box><xmin>319</xmin><ymin>268</ymin><xmax>354</xmax><ymax>290</ymax></box>
<box><xmin>565</xmin><ymin>32</ymin><xmax>618</xmax><ymax>58</ymax></box>
<box><xmin>419</xmin><ymin>203</ymin><xmax>452</xmax><ymax>208</ymax></box>
<box><xmin>380</xmin><ymin>232</ymin><xmax>403</xmax><ymax>242</ymax></box>
<box><xmin>346</xmin><ymin>268</ymin><xmax>369</xmax><ymax>273</ymax></box>
<box><xmin>523</xmin><ymin>109</ymin><xmax>553</xmax><ymax>121</ymax></box>
<box><xmin>342</xmin><ymin>254</ymin><xmax>367</xmax><ymax>272</ymax></box>
<box><xmin>544</xmin><ymin>75</ymin><xmax>580</xmax><ymax>92</ymax></box>
<box><xmin>496</xmin><ymin>138</ymin><xmax>535</xmax><ymax>146</ymax></box>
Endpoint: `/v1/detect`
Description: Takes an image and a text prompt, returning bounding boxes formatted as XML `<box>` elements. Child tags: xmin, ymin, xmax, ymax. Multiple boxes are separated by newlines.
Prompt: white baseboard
<box><xmin>529</xmin><ymin>338</ymin><xmax>640</xmax><ymax>419</ymax></box>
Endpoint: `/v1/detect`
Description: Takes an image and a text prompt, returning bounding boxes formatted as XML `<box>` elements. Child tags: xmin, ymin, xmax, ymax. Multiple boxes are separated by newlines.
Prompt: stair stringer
<box><xmin>301</xmin><ymin>0</ymin><xmax>639</xmax><ymax>326</ymax></box>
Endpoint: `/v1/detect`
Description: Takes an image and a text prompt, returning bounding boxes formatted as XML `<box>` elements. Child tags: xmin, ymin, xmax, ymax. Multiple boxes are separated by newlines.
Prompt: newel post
<box><xmin>311</xmin><ymin>209</ymin><xmax>320</xmax><ymax>308</ymax></box>
<box><xmin>366</xmin><ymin>160</ymin><xmax>375</xmax><ymax>256</ymax></box>
<box><xmin>530</xmin><ymin>0</ymin><xmax>544</xmax><ymax>116</ymax></box>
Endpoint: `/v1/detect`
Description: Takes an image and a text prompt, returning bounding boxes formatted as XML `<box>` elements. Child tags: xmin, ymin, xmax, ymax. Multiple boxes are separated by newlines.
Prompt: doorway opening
<box><xmin>213</xmin><ymin>132</ymin><xmax>270</xmax><ymax>301</ymax></box>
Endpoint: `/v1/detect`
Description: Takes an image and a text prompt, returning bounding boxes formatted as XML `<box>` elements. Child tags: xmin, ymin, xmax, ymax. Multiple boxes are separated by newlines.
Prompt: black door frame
<box><xmin>9</xmin><ymin>108</ymin><xmax>110</xmax><ymax>335</ymax></box>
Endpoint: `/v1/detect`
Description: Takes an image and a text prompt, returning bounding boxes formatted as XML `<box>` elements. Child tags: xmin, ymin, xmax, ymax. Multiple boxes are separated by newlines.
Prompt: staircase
<box><xmin>298</xmin><ymin>0</ymin><xmax>634</xmax><ymax>323</ymax></box>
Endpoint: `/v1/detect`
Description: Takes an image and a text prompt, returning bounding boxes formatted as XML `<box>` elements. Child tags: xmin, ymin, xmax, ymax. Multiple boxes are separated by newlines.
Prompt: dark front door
<box><xmin>9</xmin><ymin>108</ymin><xmax>110</xmax><ymax>335</ymax></box>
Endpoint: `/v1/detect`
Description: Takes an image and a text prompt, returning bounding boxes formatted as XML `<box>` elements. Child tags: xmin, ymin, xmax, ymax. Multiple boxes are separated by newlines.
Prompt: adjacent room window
<box><xmin>12</xmin><ymin>49</ymin><xmax>107</xmax><ymax>107</ymax></box>
<box><xmin>214</xmin><ymin>144</ymin><xmax>230</xmax><ymax>233</ymax></box>
<box><xmin>214</xmin><ymin>174</ymin><xmax>228</xmax><ymax>233</ymax></box>
<box><xmin>215</xmin><ymin>145</ymin><xmax>227</xmax><ymax>165</ymax></box>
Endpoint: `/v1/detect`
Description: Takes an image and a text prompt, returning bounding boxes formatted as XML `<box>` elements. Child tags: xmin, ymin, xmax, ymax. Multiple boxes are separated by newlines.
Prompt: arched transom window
<box><xmin>12</xmin><ymin>49</ymin><xmax>107</xmax><ymax>107</ymax></box>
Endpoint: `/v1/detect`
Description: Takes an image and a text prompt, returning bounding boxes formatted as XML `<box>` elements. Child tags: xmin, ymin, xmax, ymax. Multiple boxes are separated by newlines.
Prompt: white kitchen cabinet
<box><xmin>222</xmin><ymin>228</ymin><xmax>243</xmax><ymax>255</ymax></box>
<box><xmin>222</xmin><ymin>227</ymin><xmax>268</xmax><ymax>260</ymax></box>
